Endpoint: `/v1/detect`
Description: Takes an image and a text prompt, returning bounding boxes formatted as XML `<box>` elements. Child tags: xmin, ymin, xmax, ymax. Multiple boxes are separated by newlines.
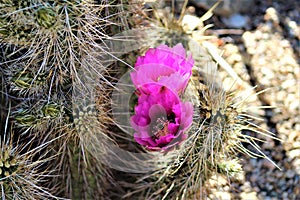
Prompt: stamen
<box><xmin>152</xmin><ymin>117</ymin><xmax>169</xmax><ymax>138</ymax></box>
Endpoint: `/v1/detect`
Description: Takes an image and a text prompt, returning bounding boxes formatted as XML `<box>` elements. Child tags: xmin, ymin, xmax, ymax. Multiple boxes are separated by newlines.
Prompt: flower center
<box><xmin>152</xmin><ymin>117</ymin><xmax>169</xmax><ymax>139</ymax></box>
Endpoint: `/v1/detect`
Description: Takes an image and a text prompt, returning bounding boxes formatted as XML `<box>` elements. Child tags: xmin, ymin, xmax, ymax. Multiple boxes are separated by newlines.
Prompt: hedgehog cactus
<box><xmin>0</xmin><ymin>0</ymin><xmax>138</xmax><ymax>199</ymax></box>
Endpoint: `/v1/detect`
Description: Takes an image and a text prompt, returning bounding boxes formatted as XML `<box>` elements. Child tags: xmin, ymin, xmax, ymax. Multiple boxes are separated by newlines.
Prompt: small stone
<box><xmin>187</xmin><ymin>6</ymin><xmax>196</xmax><ymax>14</ymax></box>
<box><xmin>288</xmin><ymin>101</ymin><xmax>299</xmax><ymax>112</ymax></box>
<box><xmin>294</xmin><ymin>184</ymin><xmax>300</xmax><ymax>197</ymax></box>
<box><xmin>264</xmin><ymin>7</ymin><xmax>279</xmax><ymax>23</ymax></box>
<box><xmin>228</xmin><ymin>54</ymin><xmax>243</xmax><ymax>63</ymax></box>
<box><xmin>240</xmin><ymin>192</ymin><xmax>258</xmax><ymax>200</ymax></box>
<box><xmin>224</xmin><ymin>44</ymin><xmax>239</xmax><ymax>54</ymax></box>
<box><xmin>287</xmin><ymin>20</ymin><xmax>300</xmax><ymax>37</ymax></box>
<box><xmin>281</xmin><ymin>79</ymin><xmax>296</xmax><ymax>89</ymax></box>
<box><xmin>182</xmin><ymin>14</ymin><xmax>202</xmax><ymax>32</ymax></box>
<box><xmin>280</xmin><ymin>39</ymin><xmax>291</xmax><ymax>48</ymax></box>
<box><xmin>262</xmin><ymin>139</ymin><xmax>275</xmax><ymax>149</ymax></box>
<box><xmin>288</xmin><ymin>131</ymin><xmax>300</xmax><ymax>142</ymax></box>
<box><xmin>293</xmin><ymin>141</ymin><xmax>300</xmax><ymax>148</ymax></box>
<box><xmin>277</xmin><ymin>179</ymin><xmax>286</xmax><ymax>188</ymax></box>
<box><xmin>295</xmin><ymin>124</ymin><xmax>300</xmax><ymax>131</ymax></box>
<box><xmin>243</xmin><ymin>31</ymin><xmax>256</xmax><ymax>46</ymax></box>
<box><xmin>208</xmin><ymin>175</ymin><xmax>228</xmax><ymax>186</ymax></box>
<box><xmin>241</xmin><ymin>181</ymin><xmax>252</xmax><ymax>193</ymax></box>
<box><xmin>272</xmin><ymin>152</ymin><xmax>283</xmax><ymax>161</ymax></box>
<box><xmin>191</xmin><ymin>0</ymin><xmax>254</xmax><ymax>16</ymax></box>
<box><xmin>215</xmin><ymin>191</ymin><xmax>231</xmax><ymax>200</ymax></box>
<box><xmin>262</xmin><ymin>33</ymin><xmax>270</xmax><ymax>40</ymax></box>
<box><xmin>286</xmin><ymin>169</ymin><xmax>296</xmax><ymax>179</ymax></box>
<box><xmin>262</xmin><ymin>159</ymin><xmax>276</xmax><ymax>170</ymax></box>
<box><xmin>287</xmin><ymin>149</ymin><xmax>300</xmax><ymax>159</ymax></box>
<box><xmin>222</xmin><ymin>13</ymin><xmax>248</xmax><ymax>28</ymax></box>
<box><xmin>264</xmin><ymin>196</ymin><xmax>272</xmax><ymax>200</ymax></box>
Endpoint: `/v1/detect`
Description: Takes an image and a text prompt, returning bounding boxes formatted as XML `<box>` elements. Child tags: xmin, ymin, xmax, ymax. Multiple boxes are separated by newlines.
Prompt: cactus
<box><xmin>0</xmin><ymin>0</ymin><xmax>278</xmax><ymax>199</ymax></box>
<box><xmin>0</xmin><ymin>92</ymin><xmax>60</xmax><ymax>199</ymax></box>
<box><xmin>0</xmin><ymin>0</ymin><xmax>140</xmax><ymax>199</ymax></box>
<box><xmin>0</xmin><ymin>139</ymin><xmax>57</xmax><ymax>199</ymax></box>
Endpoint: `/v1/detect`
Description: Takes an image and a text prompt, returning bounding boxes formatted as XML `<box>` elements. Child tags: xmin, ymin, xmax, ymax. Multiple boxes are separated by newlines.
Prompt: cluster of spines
<box><xmin>0</xmin><ymin>118</ymin><xmax>60</xmax><ymax>199</ymax></box>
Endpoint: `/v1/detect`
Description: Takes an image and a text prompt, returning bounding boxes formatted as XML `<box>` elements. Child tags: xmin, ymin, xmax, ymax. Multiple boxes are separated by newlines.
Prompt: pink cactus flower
<box><xmin>131</xmin><ymin>43</ymin><xmax>194</xmax><ymax>94</ymax></box>
<box><xmin>130</xmin><ymin>85</ymin><xmax>193</xmax><ymax>151</ymax></box>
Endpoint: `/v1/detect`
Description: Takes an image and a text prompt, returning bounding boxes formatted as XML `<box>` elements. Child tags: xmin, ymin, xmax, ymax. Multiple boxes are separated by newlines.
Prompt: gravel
<box><xmin>189</xmin><ymin>0</ymin><xmax>300</xmax><ymax>199</ymax></box>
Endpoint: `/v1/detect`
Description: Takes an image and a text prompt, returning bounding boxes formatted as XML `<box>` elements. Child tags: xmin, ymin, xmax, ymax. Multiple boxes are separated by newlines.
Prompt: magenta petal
<box><xmin>172</xmin><ymin>43</ymin><xmax>186</xmax><ymax>57</ymax></box>
<box><xmin>134</xmin><ymin>132</ymin><xmax>156</xmax><ymax>147</ymax></box>
<box><xmin>132</xmin><ymin>43</ymin><xmax>194</xmax><ymax>94</ymax></box>
<box><xmin>156</xmin><ymin>134</ymin><xmax>176</xmax><ymax>148</ymax></box>
<box><xmin>148</xmin><ymin>104</ymin><xmax>167</xmax><ymax>121</ymax></box>
<box><xmin>131</xmin><ymin>64</ymin><xmax>180</xmax><ymax>94</ymax></box>
<box><xmin>157</xmin><ymin>73</ymin><xmax>187</xmax><ymax>93</ymax></box>
<box><xmin>167</xmin><ymin>123</ymin><xmax>179</xmax><ymax>134</ymax></box>
<box><xmin>155</xmin><ymin>134</ymin><xmax>175</xmax><ymax>146</ymax></box>
<box><xmin>179</xmin><ymin>102</ymin><xmax>193</xmax><ymax>131</ymax></box>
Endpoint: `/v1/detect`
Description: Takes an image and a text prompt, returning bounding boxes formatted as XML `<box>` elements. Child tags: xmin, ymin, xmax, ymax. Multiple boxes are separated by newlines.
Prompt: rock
<box><xmin>242</xmin><ymin>31</ymin><xmax>257</xmax><ymax>54</ymax></box>
<box><xmin>264</xmin><ymin>7</ymin><xmax>279</xmax><ymax>24</ymax></box>
<box><xmin>182</xmin><ymin>14</ymin><xmax>202</xmax><ymax>32</ymax></box>
<box><xmin>295</xmin><ymin>124</ymin><xmax>300</xmax><ymax>131</ymax></box>
<box><xmin>222</xmin><ymin>13</ymin><xmax>249</xmax><ymax>28</ymax></box>
<box><xmin>262</xmin><ymin>159</ymin><xmax>276</xmax><ymax>171</ymax></box>
<box><xmin>294</xmin><ymin>183</ymin><xmax>300</xmax><ymax>197</ymax></box>
<box><xmin>287</xmin><ymin>149</ymin><xmax>300</xmax><ymax>159</ymax></box>
<box><xmin>191</xmin><ymin>0</ymin><xmax>255</xmax><ymax>16</ymax></box>
<box><xmin>287</xmin><ymin>20</ymin><xmax>300</xmax><ymax>38</ymax></box>
<box><xmin>286</xmin><ymin>170</ymin><xmax>296</xmax><ymax>179</ymax></box>
<box><xmin>282</xmin><ymin>192</ymin><xmax>288</xmax><ymax>199</ymax></box>
<box><xmin>215</xmin><ymin>191</ymin><xmax>231</xmax><ymax>200</ymax></box>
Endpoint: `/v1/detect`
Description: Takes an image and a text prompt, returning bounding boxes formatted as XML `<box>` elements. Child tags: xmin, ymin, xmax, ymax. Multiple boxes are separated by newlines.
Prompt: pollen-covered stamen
<box><xmin>152</xmin><ymin>117</ymin><xmax>170</xmax><ymax>139</ymax></box>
